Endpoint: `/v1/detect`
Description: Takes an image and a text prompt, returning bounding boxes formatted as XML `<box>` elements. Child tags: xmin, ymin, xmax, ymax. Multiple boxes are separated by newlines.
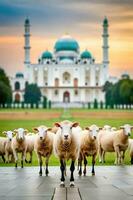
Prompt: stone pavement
<box><xmin>0</xmin><ymin>166</ymin><xmax>133</xmax><ymax>200</ymax></box>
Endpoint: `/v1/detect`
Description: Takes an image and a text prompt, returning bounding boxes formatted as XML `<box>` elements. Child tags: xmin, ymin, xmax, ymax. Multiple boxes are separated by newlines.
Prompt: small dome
<box><xmin>81</xmin><ymin>50</ymin><xmax>92</xmax><ymax>59</ymax></box>
<box><xmin>16</xmin><ymin>73</ymin><xmax>24</xmax><ymax>78</ymax></box>
<box><xmin>54</xmin><ymin>35</ymin><xmax>79</xmax><ymax>52</ymax></box>
<box><xmin>41</xmin><ymin>51</ymin><xmax>53</xmax><ymax>59</ymax></box>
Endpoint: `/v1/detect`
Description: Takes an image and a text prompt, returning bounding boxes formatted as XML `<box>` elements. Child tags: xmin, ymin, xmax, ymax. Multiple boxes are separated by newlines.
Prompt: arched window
<box><xmin>74</xmin><ymin>78</ymin><xmax>78</xmax><ymax>87</ymax></box>
<box><xmin>15</xmin><ymin>93</ymin><xmax>20</xmax><ymax>103</ymax></box>
<box><xmin>15</xmin><ymin>81</ymin><xmax>20</xmax><ymax>90</ymax></box>
<box><xmin>55</xmin><ymin>78</ymin><xmax>59</xmax><ymax>87</ymax></box>
<box><xmin>63</xmin><ymin>72</ymin><xmax>71</xmax><ymax>84</ymax></box>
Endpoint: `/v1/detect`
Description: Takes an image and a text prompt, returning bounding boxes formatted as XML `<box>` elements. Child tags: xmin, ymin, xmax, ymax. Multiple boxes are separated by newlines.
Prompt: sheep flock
<box><xmin>0</xmin><ymin>121</ymin><xmax>133</xmax><ymax>187</ymax></box>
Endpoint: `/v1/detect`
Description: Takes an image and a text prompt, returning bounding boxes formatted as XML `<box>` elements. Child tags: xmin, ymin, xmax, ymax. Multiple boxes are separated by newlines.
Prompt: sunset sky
<box><xmin>0</xmin><ymin>0</ymin><xmax>133</xmax><ymax>78</ymax></box>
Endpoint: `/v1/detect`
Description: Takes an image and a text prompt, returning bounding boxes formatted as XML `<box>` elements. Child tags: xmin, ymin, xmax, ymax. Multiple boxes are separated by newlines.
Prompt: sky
<box><xmin>0</xmin><ymin>0</ymin><xmax>133</xmax><ymax>78</ymax></box>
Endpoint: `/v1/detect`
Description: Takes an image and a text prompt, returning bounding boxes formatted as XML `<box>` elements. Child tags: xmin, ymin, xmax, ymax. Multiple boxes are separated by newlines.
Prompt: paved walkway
<box><xmin>0</xmin><ymin>166</ymin><xmax>133</xmax><ymax>200</ymax></box>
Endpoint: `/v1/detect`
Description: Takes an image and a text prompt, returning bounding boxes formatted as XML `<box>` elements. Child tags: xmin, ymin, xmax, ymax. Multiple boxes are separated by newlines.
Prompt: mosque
<box><xmin>10</xmin><ymin>17</ymin><xmax>109</xmax><ymax>106</ymax></box>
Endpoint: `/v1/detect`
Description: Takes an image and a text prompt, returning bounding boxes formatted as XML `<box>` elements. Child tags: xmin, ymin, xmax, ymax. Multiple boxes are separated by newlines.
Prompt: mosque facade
<box><xmin>10</xmin><ymin>17</ymin><xmax>109</xmax><ymax>106</ymax></box>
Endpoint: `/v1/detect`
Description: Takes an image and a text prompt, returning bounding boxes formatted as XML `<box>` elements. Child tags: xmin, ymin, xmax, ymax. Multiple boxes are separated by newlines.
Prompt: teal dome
<box><xmin>81</xmin><ymin>50</ymin><xmax>92</xmax><ymax>59</ymax></box>
<box><xmin>42</xmin><ymin>51</ymin><xmax>52</xmax><ymax>59</ymax></box>
<box><xmin>54</xmin><ymin>35</ymin><xmax>79</xmax><ymax>52</ymax></box>
<box><xmin>16</xmin><ymin>73</ymin><xmax>24</xmax><ymax>78</ymax></box>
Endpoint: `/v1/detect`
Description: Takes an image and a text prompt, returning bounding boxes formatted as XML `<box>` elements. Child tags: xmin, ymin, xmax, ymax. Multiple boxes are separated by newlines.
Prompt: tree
<box><xmin>24</xmin><ymin>83</ymin><xmax>41</xmax><ymax>104</ymax></box>
<box><xmin>0</xmin><ymin>68</ymin><xmax>12</xmax><ymax>104</ymax></box>
<box><xmin>120</xmin><ymin>80</ymin><xmax>132</xmax><ymax>104</ymax></box>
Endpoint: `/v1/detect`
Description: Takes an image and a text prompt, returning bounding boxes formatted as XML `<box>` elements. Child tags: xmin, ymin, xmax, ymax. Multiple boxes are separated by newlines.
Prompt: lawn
<box><xmin>0</xmin><ymin>108</ymin><xmax>133</xmax><ymax>166</ymax></box>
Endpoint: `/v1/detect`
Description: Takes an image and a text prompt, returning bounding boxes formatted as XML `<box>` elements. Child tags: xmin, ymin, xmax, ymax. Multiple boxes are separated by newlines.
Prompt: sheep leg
<box><xmin>64</xmin><ymin>161</ymin><xmax>67</xmax><ymax>176</ymax></box>
<box><xmin>131</xmin><ymin>156</ymin><xmax>133</xmax><ymax>165</ymax></box>
<box><xmin>83</xmin><ymin>156</ymin><xmax>87</xmax><ymax>176</ymax></box>
<box><xmin>5</xmin><ymin>151</ymin><xmax>9</xmax><ymax>163</ymax></box>
<box><xmin>45</xmin><ymin>156</ymin><xmax>49</xmax><ymax>176</ymax></box>
<box><xmin>38</xmin><ymin>154</ymin><xmax>43</xmax><ymax>176</ymax></box>
<box><xmin>102</xmin><ymin>151</ymin><xmax>106</xmax><ymax>163</ymax></box>
<box><xmin>60</xmin><ymin>159</ymin><xmax>65</xmax><ymax>187</ymax></box>
<box><xmin>2</xmin><ymin>155</ymin><xmax>5</xmax><ymax>163</ymax></box>
<box><xmin>114</xmin><ymin>146</ymin><xmax>120</xmax><ymax>165</ymax></box>
<box><xmin>21</xmin><ymin>152</ymin><xmax>24</xmax><ymax>168</ymax></box>
<box><xmin>92</xmin><ymin>154</ymin><xmax>96</xmax><ymax>175</ymax></box>
<box><xmin>98</xmin><ymin>146</ymin><xmax>103</xmax><ymax>163</ymax></box>
<box><xmin>29</xmin><ymin>152</ymin><xmax>32</xmax><ymax>163</ymax></box>
<box><xmin>78</xmin><ymin>153</ymin><xmax>83</xmax><ymax>176</ymax></box>
<box><xmin>70</xmin><ymin>160</ymin><xmax>75</xmax><ymax>187</ymax></box>
<box><xmin>121</xmin><ymin>151</ymin><xmax>125</xmax><ymax>165</ymax></box>
<box><xmin>13</xmin><ymin>150</ymin><xmax>18</xmax><ymax>168</ymax></box>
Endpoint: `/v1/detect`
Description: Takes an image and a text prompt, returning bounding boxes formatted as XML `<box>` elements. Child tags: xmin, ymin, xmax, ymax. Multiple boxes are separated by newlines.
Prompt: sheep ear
<box><xmin>47</xmin><ymin>128</ymin><xmax>52</xmax><ymax>132</ymax></box>
<box><xmin>14</xmin><ymin>129</ymin><xmax>18</xmax><ymax>134</ymax></box>
<box><xmin>54</xmin><ymin>122</ymin><xmax>61</xmax><ymax>127</ymax></box>
<box><xmin>72</xmin><ymin>122</ymin><xmax>79</xmax><ymax>128</ymax></box>
<box><xmin>120</xmin><ymin>126</ymin><xmax>124</xmax><ymax>129</ymax></box>
<box><xmin>85</xmin><ymin>127</ymin><xmax>90</xmax><ymax>130</ymax></box>
<box><xmin>2</xmin><ymin>131</ymin><xmax>7</xmax><ymax>135</ymax></box>
<box><xmin>33</xmin><ymin>127</ymin><xmax>38</xmax><ymax>133</ymax></box>
<box><xmin>24</xmin><ymin>129</ymin><xmax>28</xmax><ymax>134</ymax></box>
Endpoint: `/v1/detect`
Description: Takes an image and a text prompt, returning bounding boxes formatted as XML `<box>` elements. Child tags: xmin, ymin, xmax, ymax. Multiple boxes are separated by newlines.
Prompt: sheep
<box><xmin>128</xmin><ymin>139</ymin><xmax>133</xmax><ymax>164</ymax></box>
<box><xmin>78</xmin><ymin>125</ymin><xmax>101</xmax><ymax>176</ymax></box>
<box><xmin>53</xmin><ymin>120</ymin><xmax>81</xmax><ymax>187</ymax></box>
<box><xmin>98</xmin><ymin>126</ymin><xmax>116</xmax><ymax>163</ymax></box>
<box><xmin>3</xmin><ymin>131</ymin><xmax>14</xmax><ymax>163</ymax></box>
<box><xmin>33</xmin><ymin>125</ymin><xmax>54</xmax><ymax>176</ymax></box>
<box><xmin>98</xmin><ymin>124</ymin><xmax>133</xmax><ymax>165</ymax></box>
<box><xmin>103</xmin><ymin>125</ymin><xmax>111</xmax><ymax>132</ymax></box>
<box><xmin>25</xmin><ymin>133</ymin><xmax>35</xmax><ymax>164</ymax></box>
<box><xmin>0</xmin><ymin>137</ymin><xmax>7</xmax><ymax>162</ymax></box>
<box><xmin>111</xmin><ymin>127</ymin><xmax>117</xmax><ymax>131</ymax></box>
<box><xmin>11</xmin><ymin>128</ymin><xmax>28</xmax><ymax>168</ymax></box>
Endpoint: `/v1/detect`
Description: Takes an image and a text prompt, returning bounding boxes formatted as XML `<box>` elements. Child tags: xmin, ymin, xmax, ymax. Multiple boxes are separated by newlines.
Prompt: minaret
<box><xmin>24</xmin><ymin>18</ymin><xmax>30</xmax><ymax>64</ymax></box>
<box><xmin>102</xmin><ymin>17</ymin><xmax>109</xmax><ymax>79</ymax></box>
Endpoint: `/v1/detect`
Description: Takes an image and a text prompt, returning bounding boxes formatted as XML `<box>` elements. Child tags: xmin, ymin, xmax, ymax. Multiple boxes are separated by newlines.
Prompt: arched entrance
<box><xmin>63</xmin><ymin>91</ymin><xmax>70</xmax><ymax>103</ymax></box>
<box><xmin>15</xmin><ymin>93</ymin><xmax>20</xmax><ymax>103</ymax></box>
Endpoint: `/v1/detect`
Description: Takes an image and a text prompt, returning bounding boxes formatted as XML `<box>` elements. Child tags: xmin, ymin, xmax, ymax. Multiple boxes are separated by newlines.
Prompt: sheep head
<box><xmin>85</xmin><ymin>124</ymin><xmax>101</xmax><ymax>140</ymax></box>
<box><xmin>14</xmin><ymin>128</ymin><xmax>28</xmax><ymax>141</ymax></box>
<box><xmin>3</xmin><ymin>130</ymin><xmax>14</xmax><ymax>141</ymax></box>
<box><xmin>33</xmin><ymin>126</ymin><xmax>51</xmax><ymax>141</ymax></box>
<box><xmin>103</xmin><ymin>125</ymin><xmax>111</xmax><ymax>131</ymax></box>
<box><xmin>120</xmin><ymin>124</ymin><xmax>133</xmax><ymax>136</ymax></box>
<box><xmin>55</xmin><ymin>121</ymin><xmax>79</xmax><ymax>143</ymax></box>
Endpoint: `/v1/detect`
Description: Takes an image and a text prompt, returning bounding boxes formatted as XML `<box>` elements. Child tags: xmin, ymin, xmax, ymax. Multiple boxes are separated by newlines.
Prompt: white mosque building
<box><xmin>10</xmin><ymin>17</ymin><xmax>109</xmax><ymax>106</ymax></box>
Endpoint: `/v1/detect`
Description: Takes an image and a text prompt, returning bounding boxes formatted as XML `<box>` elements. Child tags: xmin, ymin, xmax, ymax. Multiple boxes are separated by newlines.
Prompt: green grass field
<box><xmin>0</xmin><ymin>108</ymin><xmax>133</xmax><ymax>166</ymax></box>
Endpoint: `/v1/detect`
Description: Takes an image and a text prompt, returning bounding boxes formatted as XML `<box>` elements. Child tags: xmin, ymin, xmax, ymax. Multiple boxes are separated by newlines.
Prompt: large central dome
<box><xmin>54</xmin><ymin>34</ymin><xmax>79</xmax><ymax>52</ymax></box>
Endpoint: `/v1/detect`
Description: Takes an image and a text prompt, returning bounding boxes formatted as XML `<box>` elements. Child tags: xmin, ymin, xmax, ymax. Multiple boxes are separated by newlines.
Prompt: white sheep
<box><xmin>53</xmin><ymin>120</ymin><xmax>81</xmax><ymax>187</ymax></box>
<box><xmin>78</xmin><ymin>125</ymin><xmax>101</xmax><ymax>176</ymax></box>
<box><xmin>11</xmin><ymin>128</ymin><xmax>28</xmax><ymax>168</ymax></box>
<box><xmin>103</xmin><ymin>125</ymin><xmax>111</xmax><ymax>132</ymax></box>
<box><xmin>98</xmin><ymin>124</ymin><xmax>133</xmax><ymax>165</ymax></box>
<box><xmin>3</xmin><ymin>131</ymin><xmax>14</xmax><ymax>163</ymax></box>
<box><xmin>33</xmin><ymin>125</ymin><xmax>54</xmax><ymax>176</ymax></box>
<box><xmin>0</xmin><ymin>137</ymin><xmax>7</xmax><ymax>162</ymax></box>
<box><xmin>128</xmin><ymin>139</ymin><xmax>133</xmax><ymax>164</ymax></box>
<box><xmin>25</xmin><ymin>133</ymin><xmax>35</xmax><ymax>164</ymax></box>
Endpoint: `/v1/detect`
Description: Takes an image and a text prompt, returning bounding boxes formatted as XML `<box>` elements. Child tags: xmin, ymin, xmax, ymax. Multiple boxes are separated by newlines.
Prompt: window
<box><xmin>55</xmin><ymin>78</ymin><xmax>59</xmax><ymax>87</ymax></box>
<box><xmin>55</xmin><ymin>90</ymin><xmax>58</xmax><ymax>95</ymax></box>
<box><xmin>63</xmin><ymin>72</ymin><xmax>71</xmax><ymax>83</ymax></box>
<box><xmin>74</xmin><ymin>90</ymin><xmax>78</xmax><ymax>95</ymax></box>
<box><xmin>74</xmin><ymin>78</ymin><xmax>78</xmax><ymax>87</ymax></box>
<box><xmin>15</xmin><ymin>82</ymin><xmax>20</xmax><ymax>90</ymax></box>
